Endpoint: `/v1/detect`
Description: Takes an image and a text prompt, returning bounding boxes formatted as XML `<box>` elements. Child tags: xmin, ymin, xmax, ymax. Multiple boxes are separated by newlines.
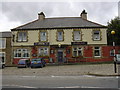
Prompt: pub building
<box><xmin>11</xmin><ymin>10</ymin><xmax>120</xmax><ymax>65</ymax></box>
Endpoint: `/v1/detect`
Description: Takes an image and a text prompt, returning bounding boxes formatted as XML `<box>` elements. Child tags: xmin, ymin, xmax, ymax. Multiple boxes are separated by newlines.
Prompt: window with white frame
<box><xmin>73</xmin><ymin>31</ymin><xmax>81</xmax><ymax>41</ymax></box>
<box><xmin>94</xmin><ymin>47</ymin><xmax>101</xmax><ymax>57</ymax></box>
<box><xmin>110</xmin><ymin>49</ymin><xmax>115</xmax><ymax>56</ymax></box>
<box><xmin>57</xmin><ymin>31</ymin><xmax>64</xmax><ymax>41</ymax></box>
<box><xmin>0</xmin><ymin>38</ymin><xmax>6</xmax><ymax>49</ymax></box>
<box><xmin>39</xmin><ymin>47</ymin><xmax>49</xmax><ymax>56</ymax></box>
<box><xmin>73</xmin><ymin>47</ymin><xmax>82</xmax><ymax>57</ymax></box>
<box><xmin>14</xmin><ymin>49</ymin><xmax>30</xmax><ymax>58</ymax></box>
<box><xmin>40</xmin><ymin>32</ymin><xmax>47</xmax><ymax>41</ymax></box>
<box><xmin>0</xmin><ymin>52</ymin><xmax>5</xmax><ymax>63</ymax></box>
<box><xmin>93</xmin><ymin>30</ymin><xmax>101</xmax><ymax>40</ymax></box>
<box><xmin>17</xmin><ymin>32</ymin><xmax>27</xmax><ymax>42</ymax></box>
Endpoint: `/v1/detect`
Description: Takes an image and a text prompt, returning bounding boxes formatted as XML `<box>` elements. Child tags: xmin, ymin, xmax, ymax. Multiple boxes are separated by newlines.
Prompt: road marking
<box><xmin>3</xmin><ymin>84</ymin><xmax>38</xmax><ymax>88</ymax></box>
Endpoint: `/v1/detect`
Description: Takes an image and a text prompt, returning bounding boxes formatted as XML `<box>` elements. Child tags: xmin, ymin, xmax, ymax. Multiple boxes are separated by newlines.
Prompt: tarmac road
<box><xmin>2</xmin><ymin>75</ymin><xmax>120</xmax><ymax>89</ymax></box>
<box><xmin>1</xmin><ymin>64</ymin><xmax>120</xmax><ymax>89</ymax></box>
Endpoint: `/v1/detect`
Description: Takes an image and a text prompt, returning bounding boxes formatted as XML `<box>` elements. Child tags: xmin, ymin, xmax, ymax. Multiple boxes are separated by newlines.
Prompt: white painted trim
<box><xmin>0</xmin><ymin>38</ymin><xmax>6</xmax><ymax>49</ymax></box>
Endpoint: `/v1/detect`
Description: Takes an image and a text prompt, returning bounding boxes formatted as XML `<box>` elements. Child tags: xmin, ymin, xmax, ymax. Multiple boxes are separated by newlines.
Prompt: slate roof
<box><xmin>0</xmin><ymin>32</ymin><xmax>12</xmax><ymax>38</ymax></box>
<box><xmin>12</xmin><ymin>17</ymin><xmax>106</xmax><ymax>30</ymax></box>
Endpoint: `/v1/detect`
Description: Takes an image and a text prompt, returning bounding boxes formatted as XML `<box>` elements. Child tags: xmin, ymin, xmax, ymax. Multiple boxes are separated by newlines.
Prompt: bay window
<box><xmin>39</xmin><ymin>47</ymin><xmax>49</xmax><ymax>56</ymax></box>
<box><xmin>73</xmin><ymin>47</ymin><xmax>82</xmax><ymax>57</ymax></box>
<box><xmin>14</xmin><ymin>49</ymin><xmax>30</xmax><ymax>58</ymax></box>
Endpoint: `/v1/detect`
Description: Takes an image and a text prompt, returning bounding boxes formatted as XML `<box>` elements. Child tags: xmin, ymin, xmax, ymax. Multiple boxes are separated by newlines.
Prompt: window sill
<box><xmin>94</xmin><ymin>56</ymin><xmax>101</xmax><ymax>58</ymax></box>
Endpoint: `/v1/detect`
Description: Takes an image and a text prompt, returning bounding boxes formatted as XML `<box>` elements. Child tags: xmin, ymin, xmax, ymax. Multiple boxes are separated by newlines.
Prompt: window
<box><xmin>110</xmin><ymin>49</ymin><xmax>115</xmax><ymax>56</ymax></box>
<box><xmin>23</xmin><ymin>49</ymin><xmax>30</xmax><ymax>58</ymax></box>
<box><xmin>73</xmin><ymin>31</ymin><xmax>81</xmax><ymax>41</ymax></box>
<box><xmin>0</xmin><ymin>38</ymin><xmax>6</xmax><ymax>49</ymax></box>
<box><xmin>73</xmin><ymin>47</ymin><xmax>82</xmax><ymax>57</ymax></box>
<box><xmin>0</xmin><ymin>52</ymin><xmax>5</xmax><ymax>63</ymax></box>
<box><xmin>40</xmin><ymin>32</ymin><xmax>47</xmax><ymax>41</ymax></box>
<box><xmin>93</xmin><ymin>30</ymin><xmax>101</xmax><ymax>40</ymax></box>
<box><xmin>18</xmin><ymin>32</ymin><xmax>27</xmax><ymax>42</ymax></box>
<box><xmin>57</xmin><ymin>31</ymin><xmax>64</xmax><ymax>41</ymax></box>
<box><xmin>38</xmin><ymin>47</ymin><xmax>49</xmax><ymax>56</ymax></box>
<box><xmin>94</xmin><ymin>47</ymin><xmax>101</xmax><ymax>57</ymax></box>
<box><xmin>14</xmin><ymin>49</ymin><xmax>30</xmax><ymax>58</ymax></box>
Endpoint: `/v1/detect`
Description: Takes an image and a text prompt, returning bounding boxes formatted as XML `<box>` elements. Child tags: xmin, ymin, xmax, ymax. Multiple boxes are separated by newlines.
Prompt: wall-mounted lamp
<box><xmin>58</xmin><ymin>43</ymin><xmax>61</xmax><ymax>48</ymax></box>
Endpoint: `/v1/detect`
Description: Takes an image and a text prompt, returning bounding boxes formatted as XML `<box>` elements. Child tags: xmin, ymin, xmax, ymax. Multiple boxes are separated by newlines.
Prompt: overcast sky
<box><xmin>0</xmin><ymin>0</ymin><xmax>119</xmax><ymax>32</ymax></box>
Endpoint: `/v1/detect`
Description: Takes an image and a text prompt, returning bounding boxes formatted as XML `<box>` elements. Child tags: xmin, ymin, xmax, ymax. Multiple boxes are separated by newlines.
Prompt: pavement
<box><xmin>1</xmin><ymin>64</ymin><xmax>120</xmax><ymax>76</ymax></box>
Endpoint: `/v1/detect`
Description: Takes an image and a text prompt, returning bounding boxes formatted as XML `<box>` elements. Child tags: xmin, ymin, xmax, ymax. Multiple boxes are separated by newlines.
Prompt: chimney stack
<box><xmin>80</xmin><ymin>10</ymin><xmax>87</xmax><ymax>20</ymax></box>
<box><xmin>38</xmin><ymin>12</ymin><xmax>45</xmax><ymax>20</ymax></box>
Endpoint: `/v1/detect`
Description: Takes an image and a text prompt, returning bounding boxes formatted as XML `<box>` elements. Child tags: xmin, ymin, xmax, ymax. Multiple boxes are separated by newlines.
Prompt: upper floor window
<box><xmin>94</xmin><ymin>47</ymin><xmax>101</xmax><ymax>57</ymax></box>
<box><xmin>73</xmin><ymin>47</ymin><xmax>83</xmax><ymax>57</ymax></box>
<box><xmin>40</xmin><ymin>31</ymin><xmax>47</xmax><ymax>41</ymax></box>
<box><xmin>14</xmin><ymin>49</ymin><xmax>30</xmax><ymax>58</ymax></box>
<box><xmin>17</xmin><ymin>32</ymin><xmax>27</xmax><ymax>42</ymax></box>
<box><xmin>38</xmin><ymin>47</ymin><xmax>49</xmax><ymax>56</ymax></box>
<box><xmin>73</xmin><ymin>31</ymin><xmax>81</xmax><ymax>41</ymax></box>
<box><xmin>93</xmin><ymin>30</ymin><xmax>101</xmax><ymax>41</ymax></box>
<box><xmin>57</xmin><ymin>30</ymin><xmax>64</xmax><ymax>41</ymax></box>
<box><xmin>0</xmin><ymin>38</ymin><xmax>6</xmax><ymax>49</ymax></box>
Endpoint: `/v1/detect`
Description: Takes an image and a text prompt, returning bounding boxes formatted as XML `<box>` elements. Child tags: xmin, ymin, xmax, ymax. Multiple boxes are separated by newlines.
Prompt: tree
<box><xmin>107</xmin><ymin>17</ymin><xmax>120</xmax><ymax>46</ymax></box>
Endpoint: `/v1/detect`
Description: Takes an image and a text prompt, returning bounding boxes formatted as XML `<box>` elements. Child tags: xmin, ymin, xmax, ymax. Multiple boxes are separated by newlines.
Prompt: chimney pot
<box><xmin>80</xmin><ymin>10</ymin><xmax>87</xmax><ymax>20</ymax></box>
<box><xmin>38</xmin><ymin>12</ymin><xmax>45</xmax><ymax>20</ymax></box>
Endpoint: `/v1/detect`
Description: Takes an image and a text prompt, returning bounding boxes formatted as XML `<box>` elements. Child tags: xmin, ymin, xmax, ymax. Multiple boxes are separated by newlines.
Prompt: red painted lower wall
<box><xmin>13</xmin><ymin>46</ymin><xmax>120</xmax><ymax>65</ymax></box>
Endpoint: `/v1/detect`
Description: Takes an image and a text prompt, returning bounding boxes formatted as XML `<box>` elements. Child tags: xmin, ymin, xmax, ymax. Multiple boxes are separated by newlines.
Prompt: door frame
<box><xmin>57</xmin><ymin>49</ymin><xmax>64</xmax><ymax>63</ymax></box>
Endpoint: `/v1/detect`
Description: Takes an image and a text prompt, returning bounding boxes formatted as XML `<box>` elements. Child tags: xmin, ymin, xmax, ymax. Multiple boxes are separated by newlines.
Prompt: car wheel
<box><xmin>2</xmin><ymin>64</ymin><xmax>5</xmax><ymax>69</ymax></box>
<box><xmin>40</xmin><ymin>64</ymin><xmax>43</xmax><ymax>68</ymax></box>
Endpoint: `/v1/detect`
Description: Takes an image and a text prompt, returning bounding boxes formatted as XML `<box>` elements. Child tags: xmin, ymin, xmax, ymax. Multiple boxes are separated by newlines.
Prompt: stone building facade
<box><xmin>11</xmin><ymin>10</ymin><xmax>120</xmax><ymax>64</ymax></box>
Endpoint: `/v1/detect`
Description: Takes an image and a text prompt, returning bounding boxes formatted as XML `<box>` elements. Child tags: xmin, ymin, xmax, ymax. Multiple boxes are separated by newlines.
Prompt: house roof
<box><xmin>12</xmin><ymin>17</ymin><xmax>107</xmax><ymax>30</ymax></box>
<box><xmin>0</xmin><ymin>32</ymin><xmax>12</xmax><ymax>38</ymax></box>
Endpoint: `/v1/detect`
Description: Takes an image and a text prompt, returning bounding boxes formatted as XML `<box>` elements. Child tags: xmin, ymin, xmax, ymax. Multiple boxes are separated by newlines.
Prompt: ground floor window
<box><xmin>0</xmin><ymin>52</ymin><xmax>5</xmax><ymax>63</ymax></box>
<box><xmin>14</xmin><ymin>49</ymin><xmax>30</xmax><ymax>58</ymax></box>
<box><xmin>38</xmin><ymin>47</ymin><xmax>49</xmax><ymax>56</ymax></box>
<box><xmin>110</xmin><ymin>49</ymin><xmax>115</xmax><ymax>56</ymax></box>
<box><xmin>72</xmin><ymin>47</ymin><xmax>82</xmax><ymax>57</ymax></box>
<box><xmin>94</xmin><ymin>47</ymin><xmax>101</xmax><ymax>57</ymax></box>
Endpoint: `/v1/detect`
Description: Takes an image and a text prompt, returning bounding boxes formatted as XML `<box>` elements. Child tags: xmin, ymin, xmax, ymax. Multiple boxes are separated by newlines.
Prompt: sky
<box><xmin>0</xmin><ymin>0</ymin><xmax>120</xmax><ymax>32</ymax></box>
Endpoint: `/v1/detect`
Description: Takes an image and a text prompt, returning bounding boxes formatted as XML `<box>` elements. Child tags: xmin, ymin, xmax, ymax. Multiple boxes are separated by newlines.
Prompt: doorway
<box><xmin>57</xmin><ymin>50</ymin><xmax>63</xmax><ymax>63</ymax></box>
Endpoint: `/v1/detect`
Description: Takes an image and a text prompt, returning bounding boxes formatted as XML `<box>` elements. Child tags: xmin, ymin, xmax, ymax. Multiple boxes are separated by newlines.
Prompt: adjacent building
<box><xmin>0</xmin><ymin>32</ymin><xmax>12</xmax><ymax>66</ymax></box>
<box><xmin>11</xmin><ymin>10</ymin><xmax>120</xmax><ymax>64</ymax></box>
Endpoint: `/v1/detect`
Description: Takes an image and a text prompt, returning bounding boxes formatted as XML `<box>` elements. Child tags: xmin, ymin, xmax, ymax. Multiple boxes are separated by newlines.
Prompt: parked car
<box><xmin>31</xmin><ymin>58</ymin><xmax>46</xmax><ymax>68</ymax></box>
<box><xmin>116</xmin><ymin>54</ymin><xmax>120</xmax><ymax>64</ymax></box>
<box><xmin>17</xmin><ymin>59</ymin><xmax>31</xmax><ymax>68</ymax></box>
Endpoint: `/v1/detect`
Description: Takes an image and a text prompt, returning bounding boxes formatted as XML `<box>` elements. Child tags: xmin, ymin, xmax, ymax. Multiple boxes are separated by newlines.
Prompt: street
<box><xmin>2</xmin><ymin>75</ymin><xmax>119</xmax><ymax>89</ymax></box>
<box><xmin>1</xmin><ymin>64</ymin><xmax>120</xmax><ymax>89</ymax></box>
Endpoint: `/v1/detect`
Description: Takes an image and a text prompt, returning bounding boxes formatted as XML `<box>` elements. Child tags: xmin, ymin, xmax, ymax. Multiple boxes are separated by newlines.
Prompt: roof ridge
<box><xmin>46</xmin><ymin>17</ymin><xmax>80</xmax><ymax>19</ymax></box>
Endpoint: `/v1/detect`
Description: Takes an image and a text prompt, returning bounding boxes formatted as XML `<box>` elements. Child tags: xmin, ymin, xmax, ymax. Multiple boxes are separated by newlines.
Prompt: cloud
<box><xmin>0</xmin><ymin>1</ymin><xmax>118</xmax><ymax>31</ymax></box>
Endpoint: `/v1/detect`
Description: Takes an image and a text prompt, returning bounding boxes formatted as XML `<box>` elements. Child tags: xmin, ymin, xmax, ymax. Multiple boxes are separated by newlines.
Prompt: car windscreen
<box><xmin>31</xmin><ymin>59</ymin><xmax>41</xmax><ymax>62</ymax></box>
<box><xmin>18</xmin><ymin>60</ymin><xmax>25</xmax><ymax>64</ymax></box>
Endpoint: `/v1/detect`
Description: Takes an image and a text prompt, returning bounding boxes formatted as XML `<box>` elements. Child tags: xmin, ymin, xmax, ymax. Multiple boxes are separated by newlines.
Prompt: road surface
<box><xmin>2</xmin><ymin>75</ymin><xmax>120</xmax><ymax>89</ymax></box>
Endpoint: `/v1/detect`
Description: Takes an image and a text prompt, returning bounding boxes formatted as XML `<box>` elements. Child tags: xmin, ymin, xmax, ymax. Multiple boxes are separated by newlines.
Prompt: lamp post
<box><xmin>111</xmin><ymin>30</ymin><xmax>117</xmax><ymax>73</ymax></box>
